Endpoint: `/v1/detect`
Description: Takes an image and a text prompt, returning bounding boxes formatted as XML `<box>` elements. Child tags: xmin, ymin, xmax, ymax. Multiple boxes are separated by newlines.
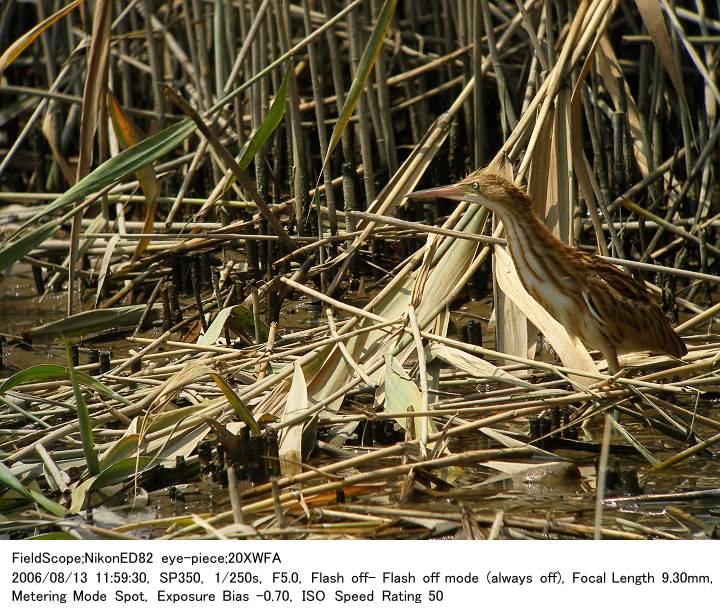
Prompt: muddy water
<box><xmin>0</xmin><ymin>267</ymin><xmax>68</xmax><ymax>369</ymax></box>
<box><xmin>0</xmin><ymin>266</ymin><xmax>150</xmax><ymax>372</ymax></box>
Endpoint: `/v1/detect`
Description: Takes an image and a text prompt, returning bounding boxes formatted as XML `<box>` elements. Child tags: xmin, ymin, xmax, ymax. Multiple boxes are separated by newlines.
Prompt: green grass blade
<box><xmin>62</xmin><ymin>337</ymin><xmax>100</xmax><ymax>476</ymax></box>
<box><xmin>74</xmin><ymin>372</ymin><xmax>132</xmax><ymax>405</ymax></box>
<box><xmin>228</xmin><ymin>304</ymin><xmax>270</xmax><ymax>342</ymax></box>
<box><xmin>0</xmin><ymin>219</ymin><xmax>60</xmax><ymax>273</ymax></box>
<box><xmin>0</xmin><ymin>461</ymin><xmax>65</xmax><ymax>516</ymax></box>
<box><xmin>92</xmin><ymin>457</ymin><xmax>157</xmax><ymax>488</ymax></box>
<box><xmin>0</xmin><ymin>4</ymin><xmax>364</xmax><ymax>269</ymax></box>
<box><xmin>0</xmin><ymin>364</ymin><xmax>69</xmax><ymax>394</ymax></box>
<box><xmin>27</xmin><ymin>532</ymin><xmax>76</xmax><ymax>540</ymax></box>
<box><xmin>0</xmin><ymin>460</ymin><xmax>33</xmax><ymax>499</ymax></box>
<box><xmin>99</xmin><ymin>435</ymin><xmax>140</xmax><ymax>471</ymax></box>
<box><xmin>0</xmin><ymin>394</ymin><xmax>52</xmax><ymax>428</ymax></box>
<box><xmin>219</xmin><ymin>71</ymin><xmax>289</xmax><ymax>197</ymax></box>
<box><xmin>27</xmin><ymin>489</ymin><xmax>66</xmax><ymax>517</ymax></box>
<box><xmin>0</xmin><ymin>119</ymin><xmax>194</xmax><ymax>261</ymax></box>
<box><xmin>70</xmin><ymin>457</ymin><xmax>157</xmax><ymax>512</ymax></box>
<box><xmin>23</xmin><ymin>305</ymin><xmax>149</xmax><ymax>340</ymax></box>
<box><xmin>0</xmin><ymin>363</ymin><xmax>131</xmax><ymax>405</ymax></box>
<box><xmin>239</xmin><ymin>71</ymin><xmax>289</xmax><ymax>169</ymax></box>
<box><xmin>207</xmin><ymin>0</ymin><xmax>363</xmax><ymax>115</ymax></box>
<box><xmin>320</xmin><ymin>0</ymin><xmax>397</xmax><ymax>174</ymax></box>
<box><xmin>45</xmin><ymin>118</ymin><xmax>193</xmax><ymax>219</ymax></box>
<box><xmin>211</xmin><ymin>373</ymin><xmax>260</xmax><ymax>436</ymax></box>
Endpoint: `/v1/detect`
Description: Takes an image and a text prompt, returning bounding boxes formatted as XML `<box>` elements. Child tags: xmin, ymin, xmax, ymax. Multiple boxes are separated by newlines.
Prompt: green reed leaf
<box><xmin>211</xmin><ymin>373</ymin><xmax>261</xmax><ymax>436</ymax></box>
<box><xmin>62</xmin><ymin>337</ymin><xmax>100</xmax><ymax>476</ymax></box>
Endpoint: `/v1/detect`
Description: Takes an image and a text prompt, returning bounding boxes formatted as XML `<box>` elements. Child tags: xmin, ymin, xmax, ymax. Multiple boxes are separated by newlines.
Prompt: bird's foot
<box><xmin>593</xmin><ymin>367</ymin><xmax>627</xmax><ymax>391</ymax></box>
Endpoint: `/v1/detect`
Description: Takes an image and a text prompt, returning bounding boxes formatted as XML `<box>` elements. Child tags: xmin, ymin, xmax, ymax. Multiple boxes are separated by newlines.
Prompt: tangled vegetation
<box><xmin>0</xmin><ymin>0</ymin><xmax>718</xmax><ymax>539</ymax></box>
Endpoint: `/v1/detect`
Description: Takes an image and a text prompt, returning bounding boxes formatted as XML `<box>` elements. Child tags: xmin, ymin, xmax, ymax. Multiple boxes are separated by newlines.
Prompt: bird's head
<box><xmin>407</xmin><ymin>168</ymin><xmax>532</xmax><ymax>214</ymax></box>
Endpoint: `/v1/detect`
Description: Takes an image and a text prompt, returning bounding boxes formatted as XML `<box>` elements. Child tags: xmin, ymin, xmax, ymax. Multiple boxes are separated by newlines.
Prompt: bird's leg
<box><xmin>603</xmin><ymin>347</ymin><xmax>621</xmax><ymax>376</ymax></box>
<box><xmin>601</xmin><ymin>347</ymin><xmax>623</xmax><ymax>422</ymax></box>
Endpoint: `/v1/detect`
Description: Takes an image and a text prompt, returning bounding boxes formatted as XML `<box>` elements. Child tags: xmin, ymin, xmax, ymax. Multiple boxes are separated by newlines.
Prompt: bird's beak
<box><xmin>406</xmin><ymin>183</ymin><xmax>467</xmax><ymax>201</ymax></box>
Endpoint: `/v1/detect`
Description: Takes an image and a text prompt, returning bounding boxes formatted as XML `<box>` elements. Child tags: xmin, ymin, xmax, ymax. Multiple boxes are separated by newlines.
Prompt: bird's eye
<box><xmin>471</xmin><ymin>181</ymin><xmax>479</xmax><ymax>190</ymax></box>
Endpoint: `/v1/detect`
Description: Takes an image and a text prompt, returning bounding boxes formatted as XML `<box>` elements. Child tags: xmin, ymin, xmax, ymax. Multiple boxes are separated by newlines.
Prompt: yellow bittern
<box><xmin>408</xmin><ymin>168</ymin><xmax>687</xmax><ymax>374</ymax></box>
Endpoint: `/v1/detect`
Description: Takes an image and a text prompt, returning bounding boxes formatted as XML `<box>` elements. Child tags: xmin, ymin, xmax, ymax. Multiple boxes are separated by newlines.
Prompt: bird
<box><xmin>408</xmin><ymin>167</ymin><xmax>687</xmax><ymax>374</ymax></box>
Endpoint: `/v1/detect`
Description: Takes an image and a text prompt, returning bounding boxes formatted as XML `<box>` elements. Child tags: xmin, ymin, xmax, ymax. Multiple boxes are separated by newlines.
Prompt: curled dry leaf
<box><xmin>279</xmin><ymin>363</ymin><xmax>309</xmax><ymax>478</ymax></box>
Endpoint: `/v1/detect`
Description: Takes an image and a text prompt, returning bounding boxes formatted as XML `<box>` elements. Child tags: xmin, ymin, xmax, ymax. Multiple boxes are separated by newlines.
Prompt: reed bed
<box><xmin>0</xmin><ymin>0</ymin><xmax>718</xmax><ymax>540</ymax></box>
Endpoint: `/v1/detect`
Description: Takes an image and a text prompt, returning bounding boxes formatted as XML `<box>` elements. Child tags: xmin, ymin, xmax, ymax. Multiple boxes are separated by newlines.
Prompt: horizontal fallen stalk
<box><xmin>348</xmin><ymin>210</ymin><xmax>720</xmax><ymax>286</ymax></box>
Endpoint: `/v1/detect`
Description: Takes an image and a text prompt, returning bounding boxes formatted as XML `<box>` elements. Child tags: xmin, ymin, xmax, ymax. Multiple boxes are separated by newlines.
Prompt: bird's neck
<box><xmin>494</xmin><ymin>198</ymin><xmax>573</xmax><ymax>291</ymax></box>
<box><xmin>495</xmin><ymin>199</ymin><xmax>561</xmax><ymax>252</ymax></box>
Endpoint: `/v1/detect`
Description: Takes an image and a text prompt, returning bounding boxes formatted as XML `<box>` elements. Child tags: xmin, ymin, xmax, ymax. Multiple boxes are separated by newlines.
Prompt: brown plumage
<box><xmin>408</xmin><ymin>168</ymin><xmax>687</xmax><ymax>374</ymax></box>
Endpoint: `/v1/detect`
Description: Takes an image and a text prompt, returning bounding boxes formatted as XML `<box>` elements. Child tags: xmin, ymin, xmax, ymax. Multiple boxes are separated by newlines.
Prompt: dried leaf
<box><xmin>76</xmin><ymin>0</ymin><xmax>112</xmax><ymax>180</ymax></box>
<box><xmin>0</xmin><ymin>0</ymin><xmax>83</xmax><ymax>78</ymax></box>
<box><xmin>279</xmin><ymin>363</ymin><xmax>309</xmax><ymax>477</ymax></box>
<box><xmin>427</xmin><ymin>342</ymin><xmax>545</xmax><ymax>391</ymax></box>
<box><xmin>595</xmin><ymin>38</ymin><xmax>649</xmax><ymax>174</ymax></box>
<box><xmin>634</xmin><ymin>0</ymin><xmax>687</xmax><ymax>104</ymax></box>
<box><xmin>384</xmin><ymin>355</ymin><xmax>433</xmax><ymax>440</ymax></box>
<box><xmin>146</xmin><ymin>361</ymin><xmax>212</xmax><ymax>415</ymax></box>
<box><xmin>107</xmin><ymin>90</ymin><xmax>159</xmax><ymax>261</ymax></box>
<box><xmin>94</xmin><ymin>233</ymin><xmax>119</xmax><ymax>308</ymax></box>
<box><xmin>199</xmin><ymin>304</ymin><xmax>271</xmax><ymax>345</ymax></box>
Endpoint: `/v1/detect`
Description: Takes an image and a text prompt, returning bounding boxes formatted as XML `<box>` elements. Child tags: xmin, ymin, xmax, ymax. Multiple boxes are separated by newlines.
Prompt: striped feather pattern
<box><xmin>465</xmin><ymin>171</ymin><xmax>687</xmax><ymax>362</ymax></box>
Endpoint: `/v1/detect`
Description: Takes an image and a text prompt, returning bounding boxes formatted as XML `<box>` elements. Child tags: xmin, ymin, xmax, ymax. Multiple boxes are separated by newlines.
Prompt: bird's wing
<box><xmin>577</xmin><ymin>253</ymin><xmax>686</xmax><ymax>357</ymax></box>
<box><xmin>576</xmin><ymin>252</ymin><xmax>654</xmax><ymax>304</ymax></box>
